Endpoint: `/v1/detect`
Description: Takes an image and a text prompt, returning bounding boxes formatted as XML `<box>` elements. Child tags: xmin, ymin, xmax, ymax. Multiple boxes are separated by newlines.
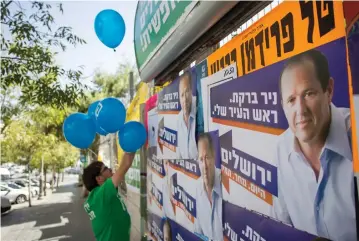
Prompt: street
<box><xmin>1</xmin><ymin>175</ymin><xmax>95</xmax><ymax>241</ymax></box>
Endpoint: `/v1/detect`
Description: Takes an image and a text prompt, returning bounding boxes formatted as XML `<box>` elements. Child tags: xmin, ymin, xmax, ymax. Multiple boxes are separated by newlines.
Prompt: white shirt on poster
<box><xmin>271</xmin><ymin>104</ymin><xmax>356</xmax><ymax>241</ymax></box>
<box><xmin>194</xmin><ymin>168</ymin><xmax>223</xmax><ymax>241</ymax></box>
<box><xmin>162</xmin><ymin>175</ymin><xmax>176</xmax><ymax>221</ymax></box>
<box><xmin>176</xmin><ymin>101</ymin><xmax>198</xmax><ymax>159</ymax></box>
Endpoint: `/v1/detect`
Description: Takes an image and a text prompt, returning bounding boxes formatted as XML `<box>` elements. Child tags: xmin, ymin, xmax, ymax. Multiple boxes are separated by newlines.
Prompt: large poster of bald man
<box><xmin>157</xmin><ymin>68</ymin><xmax>197</xmax><ymax>160</ymax></box>
<box><xmin>204</xmin><ymin>1</ymin><xmax>356</xmax><ymax>239</ymax></box>
<box><xmin>208</xmin><ymin>38</ymin><xmax>356</xmax><ymax>241</ymax></box>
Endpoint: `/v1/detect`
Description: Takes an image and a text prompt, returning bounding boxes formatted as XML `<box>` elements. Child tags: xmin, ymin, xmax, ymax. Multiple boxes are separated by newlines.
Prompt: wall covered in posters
<box><xmin>146</xmin><ymin>1</ymin><xmax>358</xmax><ymax>241</ymax></box>
<box><xmin>203</xmin><ymin>1</ymin><xmax>356</xmax><ymax>241</ymax></box>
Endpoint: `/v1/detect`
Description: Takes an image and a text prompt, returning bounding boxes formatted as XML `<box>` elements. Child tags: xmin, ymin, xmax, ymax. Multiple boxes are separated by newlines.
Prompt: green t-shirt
<box><xmin>84</xmin><ymin>179</ymin><xmax>131</xmax><ymax>241</ymax></box>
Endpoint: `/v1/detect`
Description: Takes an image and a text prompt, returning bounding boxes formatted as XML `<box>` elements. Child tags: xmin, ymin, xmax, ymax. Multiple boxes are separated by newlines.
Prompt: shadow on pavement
<box><xmin>52</xmin><ymin>183</ymin><xmax>79</xmax><ymax>195</ymax></box>
<box><xmin>1</xmin><ymin>179</ymin><xmax>95</xmax><ymax>241</ymax></box>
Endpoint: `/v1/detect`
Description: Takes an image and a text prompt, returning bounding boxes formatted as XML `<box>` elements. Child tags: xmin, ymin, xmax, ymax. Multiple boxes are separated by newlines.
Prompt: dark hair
<box><xmin>179</xmin><ymin>70</ymin><xmax>192</xmax><ymax>91</ymax></box>
<box><xmin>198</xmin><ymin>133</ymin><xmax>215</xmax><ymax>158</ymax></box>
<box><xmin>82</xmin><ymin>161</ymin><xmax>103</xmax><ymax>192</ymax></box>
<box><xmin>279</xmin><ymin>49</ymin><xmax>330</xmax><ymax>99</ymax></box>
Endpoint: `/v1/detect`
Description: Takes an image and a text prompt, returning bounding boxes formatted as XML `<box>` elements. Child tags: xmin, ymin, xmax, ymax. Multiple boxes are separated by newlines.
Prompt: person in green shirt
<box><xmin>82</xmin><ymin>152</ymin><xmax>135</xmax><ymax>241</ymax></box>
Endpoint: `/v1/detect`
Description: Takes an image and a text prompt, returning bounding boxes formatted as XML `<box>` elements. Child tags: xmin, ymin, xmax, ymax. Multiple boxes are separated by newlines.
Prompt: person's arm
<box><xmin>112</xmin><ymin>152</ymin><xmax>136</xmax><ymax>188</ymax></box>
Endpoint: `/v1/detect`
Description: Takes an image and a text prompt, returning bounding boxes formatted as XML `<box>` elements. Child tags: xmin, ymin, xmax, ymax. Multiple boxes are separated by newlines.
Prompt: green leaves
<box><xmin>1</xmin><ymin>0</ymin><xmax>87</xmax><ymax>108</ymax></box>
<box><xmin>1</xmin><ymin>106</ymin><xmax>79</xmax><ymax>169</ymax></box>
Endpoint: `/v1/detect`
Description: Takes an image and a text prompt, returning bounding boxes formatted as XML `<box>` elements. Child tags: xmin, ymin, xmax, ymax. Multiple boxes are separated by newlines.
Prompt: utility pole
<box><xmin>27</xmin><ymin>163</ymin><xmax>32</xmax><ymax>207</ymax></box>
<box><xmin>109</xmin><ymin>136</ymin><xmax>114</xmax><ymax>170</ymax></box>
<box><xmin>38</xmin><ymin>154</ymin><xmax>44</xmax><ymax>200</ymax></box>
<box><xmin>129</xmin><ymin>71</ymin><xmax>134</xmax><ymax>101</ymax></box>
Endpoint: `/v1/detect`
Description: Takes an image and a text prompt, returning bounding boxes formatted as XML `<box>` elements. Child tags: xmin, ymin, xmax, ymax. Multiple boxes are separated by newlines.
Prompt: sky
<box><xmin>5</xmin><ymin>1</ymin><xmax>139</xmax><ymax>84</ymax></box>
<box><xmin>52</xmin><ymin>1</ymin><xmax>138</xmax><ymax>80</ymax></box>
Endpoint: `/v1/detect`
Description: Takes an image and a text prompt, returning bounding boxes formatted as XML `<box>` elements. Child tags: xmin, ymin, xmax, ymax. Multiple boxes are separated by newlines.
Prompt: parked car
<box><xmin>8</xmin><ymin>180</ymin><xmax>38</xmax><ymax>196</ymax></box>
<box><xmin>0</xmin><ymin>184</ymin><xmax>28</xmax><ymax>204</ymax></box>
<box><xmin>0</xmin><ymin>168</ymin><xmax>10</xmax><ymax>181</ymax></box>
<box><xmin>1</xmin><ymin>196</ymin><xmax>11</xmax><ymax>213</ymax></box>
<box><xmin>31</xmin><ymin>178</ymin><xmax>50</xmax><ymax>189</ymax></box>
<box><xmin>10</xmin><ymin>173</ymin><xmax>28</xmax><ymax>179</ymax></box>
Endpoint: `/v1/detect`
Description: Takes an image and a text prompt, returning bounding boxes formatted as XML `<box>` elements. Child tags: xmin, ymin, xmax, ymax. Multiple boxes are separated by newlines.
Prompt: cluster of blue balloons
<box><xmin>94</xmin><ymin>9</ymin><xmax>126</xmax><ymax>49</ymax></box>
<box><xmin>63</xmin><ymin>97</ymin><xmax>147</xmax><ymax>153</ymax></box>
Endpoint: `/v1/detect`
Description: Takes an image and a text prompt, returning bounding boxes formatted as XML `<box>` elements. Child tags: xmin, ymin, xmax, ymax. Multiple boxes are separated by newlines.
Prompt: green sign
<box><xmin>134</xmin><ymin>0</ymin><xmax>195</xmax><ymax>71</ymax></box>
<box><xmin>125</xmin><ymin>151</ymin><xmax>140</xmax><ymax>191</ymax></box>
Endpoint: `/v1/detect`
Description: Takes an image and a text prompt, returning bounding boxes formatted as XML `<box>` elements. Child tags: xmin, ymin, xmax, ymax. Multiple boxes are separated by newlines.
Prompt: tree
<box><xmin>26</xmin><ymin>105</ymin><xmax>69</xmax><ymax>196</ymax></box>
<box><xmin>28</xmin><ymin>105</ymin><xmax>67</xmax><ymax>138</ymax></box>
<box><xmin>31</xmin><ymin>138</ymin><xmax>78</xmax><ymax>190</ymax></box>
<box><xmin>76</xmin><ymin>61</ymin><xmax>139</xmax><ymax>163</ymax></box>
<box><xmin>1</xmin><ymin>105</ymin><xmax>78</xmax><ymax>200</ymax></box>
<box><xmin>1</xmin><ymin>1</ymin><xmax>87</xmax><ymax>108</ymax></box>
<box><xmin>50</xmin><ymin>141</ymin><xmax>78</xmax><ymax>188</ymax></box>
<box><xmin>0</xmin><ymin>87</ymin><xmax>23</xmax><ymax>133</ymax></box>
<box><xmin>1</xmin><ymin>119</ymin><xmax>44</xmax><ymax>206</ymax></box>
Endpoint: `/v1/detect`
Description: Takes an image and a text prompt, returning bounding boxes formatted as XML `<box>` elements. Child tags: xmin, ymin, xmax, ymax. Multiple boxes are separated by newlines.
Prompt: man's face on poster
<box><xmin>179</xmin><ymin>75</ymin><xmax>192</xmax><ymax>118</ymax></box>
<box><xmin>198</xmin><ymin>137</ymin><xmax>215</xmax><ymax>190</ymax></box>
<box><xmin>163</xmin><ymin>222</ymin><xmax>171</xmax><ymax>241</ymax></box>
<box><xmin>280</xmin><ymin>59</ymin><xmax>333</xmax><ymax>144</ymax></box>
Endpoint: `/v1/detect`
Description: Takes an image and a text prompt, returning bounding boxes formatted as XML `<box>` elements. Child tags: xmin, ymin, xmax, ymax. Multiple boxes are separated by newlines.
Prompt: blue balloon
<box><xmin>88</xmin><ymin>101</ymin><xmax>100</xmax><ymax>119</ymax></box>
<box><xmin>87</xmin><ymin>100</ymin><xmax>108</xmax><ymax>136</ymax></box>
<box><xmin>118</xmin><ymin>121</ymin><xmax>147</xmax><ymax>153</ymax></box>
<box><xmin>63</xmin><ymin>113</ymin><xmax>96</xmax><ymax>149</ymax></box>
<box><xmin>96</xmin><ymin>97</ymin><xmax>126</xmax><ymax>133</ymax></box>
<box><xmin>96</xmin><ymin>122</ymin><xmax>108</xmax><ymax>136</ymax></box>
<box><xmin>94</xmin><ymin>9</ymin><xmax>126</xmax><ymax>49</ymax></box>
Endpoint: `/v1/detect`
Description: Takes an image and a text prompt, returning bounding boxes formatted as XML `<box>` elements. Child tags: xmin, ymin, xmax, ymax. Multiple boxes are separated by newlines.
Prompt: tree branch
<box><xmin>2</xmin><ymin>56</ymin><xmax>24</xmax><ymax>60</ymax></box>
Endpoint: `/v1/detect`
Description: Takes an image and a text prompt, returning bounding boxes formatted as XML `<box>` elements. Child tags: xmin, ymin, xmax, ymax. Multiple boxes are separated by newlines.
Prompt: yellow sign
<box><xmin>117</xmin><ymin>82</ymin><xmax>149</xmax><ymax>163</ymax></box>
<box><xmin>207</xmin><ymin>1</ymin><xmax>345</xmax><ymax>77</ymax></box>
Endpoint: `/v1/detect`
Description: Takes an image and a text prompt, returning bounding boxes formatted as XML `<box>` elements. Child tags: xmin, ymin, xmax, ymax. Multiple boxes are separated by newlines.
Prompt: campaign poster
<box><xmin>222</xmin><ymin>201</ymin><xmax>317</xmax><ymax>241</ymax></box>
<box><xmin>194</xmin><ymin>130</ymin><xmax>223</xmax><ymax>241</ymax></box>
<box><xmin>147</xmin><ymin>214</ymin><xmax>205</xmax><ymax>241</ymax></box>
<box><xmin>201</xmin><ymin>64</ymin><xmax>238</xmax><ymax>132</ymax></box>
<box><xmin>147</xmin><ymin>146</ymin><xmax>164</xmax><ymax>217</ymax></box>
<box><xmin>147</xmin><ymin>213</ymin><xmax>168</xmax><ymax>241</ymax></box>
<box><xmin>162</xmin><ymin>131</ymin><xmax>223</xmax><ymax>241</ymax></box>
<box><xmin>148</xmin><ymin>107</ymin><xmax>159</xmax><ymax>148</ymax></box>
<box><xmin>163</xmin><ymin>162</ymin><xmax>198</xmax><ymax>233</ymax></box>
<box><xmin>145</xmin><ymin>94</ymin><xmax>158</xmax><ymax>148</ymax></box>
<box><xmin>170</xmin><ymin>221</ymin><xmax>206</xmax><ymax>241</ymax></box>
<box><xmin>204</xmin><ymin>1</ymin><xmax>356</xmax><ymax>240</ymax></box>
<box><xmin>157</xmin><ymin>68</ymin><xmax>197</xmax><ymax>160</ymax></box>
<box><xmin>196</xmin><ymin>59</ymin><xmax>209</xmax><ymax>135</ymax></box>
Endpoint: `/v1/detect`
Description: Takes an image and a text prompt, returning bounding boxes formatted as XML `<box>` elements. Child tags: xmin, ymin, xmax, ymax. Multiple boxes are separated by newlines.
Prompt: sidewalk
<box><xmin>1</xmin><ymin>175</ymin><xmax>95</xmax><ymax>241</ymax></box>
<box><xmin>10</xmin><ymin>188</ymin><xmax>54</xmax><ymax>211</ymax></box>
<box><xmin>123</xmin><ymin>188</ymin><xmax>142</xmax><ymax>241</ymax></box>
